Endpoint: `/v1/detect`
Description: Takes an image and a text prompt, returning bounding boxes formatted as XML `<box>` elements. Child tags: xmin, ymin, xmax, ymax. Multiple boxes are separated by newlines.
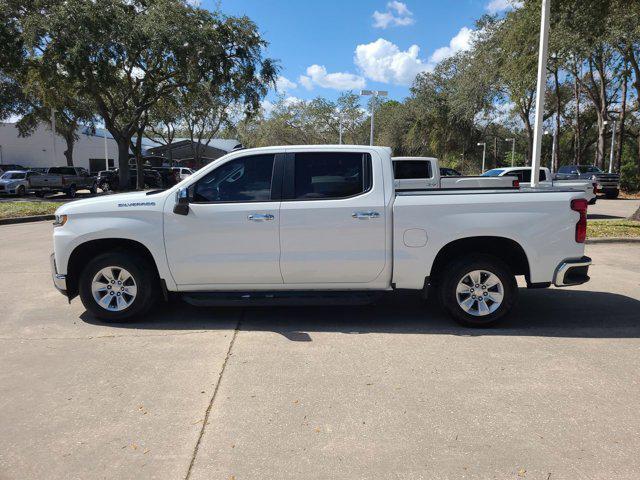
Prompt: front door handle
<box><xmin>248</xmin><ymin>213</ymin><xmax>275</xmax><ymax>222</ymax></box>
<box><xmin>352</xmin><ymin>211</ymin><xmax>381</xmax><ymax>220</ymax></box>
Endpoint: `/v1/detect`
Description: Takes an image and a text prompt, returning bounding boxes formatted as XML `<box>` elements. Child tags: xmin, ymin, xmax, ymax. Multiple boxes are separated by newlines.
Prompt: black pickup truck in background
<box><xmin>96</xmin><ymin>168</ymin><xmax>163</xmax><ymax>192</ymax></box>
<box><xmin>554</xmin><ymin>165</ymin><xmax>621</xmax><ymax>199</ymax></box>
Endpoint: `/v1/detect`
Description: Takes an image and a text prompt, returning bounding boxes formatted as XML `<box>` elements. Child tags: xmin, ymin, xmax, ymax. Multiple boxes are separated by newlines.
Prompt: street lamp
<box><xmin>477</xmin><ymin>142</ymin><xmax>487</xmax><ymax>173</ymax></box>
<box><xmin>603</xmin><ymin>119</ymin><xmax>617</xmax><ymax>173</ymax></box>
<box><xmin>505</xmin><ymin>138</ymin><xmax>516</xmax><ymax>167</ymax></box>
<box><xmin>360</xmin><ymin>90</ymin><xmax>388</xmax><ymax>146</ymax></box>
<box><xmin>530</xmin><ymin>0</ymin><xmax>551</xmax><ymax>187</ymax></box>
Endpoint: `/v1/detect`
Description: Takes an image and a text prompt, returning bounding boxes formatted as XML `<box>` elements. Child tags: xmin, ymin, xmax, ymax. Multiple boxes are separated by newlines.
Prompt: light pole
<box><xmin>505</xmin><ymin>138</ymin><xmax>516</xmax><ymax>166</ymax></box>
<box><xmin>360</xmin><ymin>90</ymin><xmax>388</xmax><ymax>146</ymax></box>
<box><xmin>607</xmin><ymin>119</ymin><xmax>616</xmax><ymax>173</ymax></box>
<box><xmin>530</xmin><ymin>0</ymin><xmax>551</xmax><ymax>187</ymax></box>
<box><xmin>477</xmin><ymin>142</ymin><xmax>487</xmax><ymax>173</ymax></box>
<box><xmin>338</xmin><ymin>110</ymin><xmax>344</xmax><ymax>145</ymax></box>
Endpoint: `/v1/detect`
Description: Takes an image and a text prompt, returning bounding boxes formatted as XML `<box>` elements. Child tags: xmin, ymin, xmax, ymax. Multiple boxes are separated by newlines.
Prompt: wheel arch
<box><xmin>429</xmin><ymin>236</ymin><xmax>530</xmax><ymax>285</ymax></box>
<box><xmin>66</xmin><ymin>238</ymin><xmax>160</xmax><ymax>299</ymax></box>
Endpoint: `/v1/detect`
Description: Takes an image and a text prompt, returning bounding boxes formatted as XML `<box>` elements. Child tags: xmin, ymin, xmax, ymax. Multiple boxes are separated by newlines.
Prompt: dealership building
<box><xmin>0</xmin><ymin>122</ymin><xmax>240</xmax><ymax>173</ymax></box>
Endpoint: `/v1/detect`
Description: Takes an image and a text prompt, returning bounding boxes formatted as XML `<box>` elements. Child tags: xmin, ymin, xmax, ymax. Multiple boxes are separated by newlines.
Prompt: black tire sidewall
<box><xmin>439</xmin><ymin>254</ymin><xmax>517</xmax><ymax>327</ymax></box>
<box><xmin>78</xmin><ymin>252</ymin><xmax>158</xmax><ymax>322</ymax></box>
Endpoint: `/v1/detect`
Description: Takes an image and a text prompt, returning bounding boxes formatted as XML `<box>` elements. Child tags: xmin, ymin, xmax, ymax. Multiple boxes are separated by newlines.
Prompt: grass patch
<box><xmin>588</xmin><ymin>220</ymin><xmax>640</xmax><ymax>238</ymax></box>
<box><xmin>0</xmin><ymin>201</ymin><xmax>60</xmax><ymax>219</ymax></box>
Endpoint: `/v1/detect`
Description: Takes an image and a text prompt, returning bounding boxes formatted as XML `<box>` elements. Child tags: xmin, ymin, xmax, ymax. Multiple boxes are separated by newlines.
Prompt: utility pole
<box><xmin>338</xmin><ymin>112</ymin><xmax>343</xmax><ymax>145</ymax></box>
<box><xmin>360</xmin><ymin>90</ymin><xmax>388</xmax><ymax>146</ymax></box>
<box><xmin>530</xmin><ymin>0</ymin><xmax>551</xmax><ymax>187</ymax></box>
<box><xmin>477</xmin><ymin>142</ymin><xmax>487</xmax><ymax>173</ymax></box>
<box><xmin>608</xmin><ymin>119</ymin><xmax>616</xmax><ymax>173</ymax></box>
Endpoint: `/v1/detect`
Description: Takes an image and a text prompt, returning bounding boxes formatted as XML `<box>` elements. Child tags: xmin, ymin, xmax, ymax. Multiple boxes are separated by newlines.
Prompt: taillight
<box><xmin>512</xmin><ymin>179</ymin><xmax>520</xmax><ymax>188</ymax></box>
<box><xmin>571</xmin><ymin>198</ymin><xmax>588</xmax><ymax>243</ymax></box>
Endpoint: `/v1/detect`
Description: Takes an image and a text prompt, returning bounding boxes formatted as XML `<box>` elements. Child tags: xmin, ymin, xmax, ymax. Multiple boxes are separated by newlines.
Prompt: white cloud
<box><xmin>354</xmin><ymin>28</ymin><xmax>475</xmax><ymax>86</ymax></box>
<box><xmin>298</xmin><ymin>65</ymin><xmax>366</xmax><ymax>91</ymax></box>
<box><xmin>186</xmin><ymin>0</ymin><xmax>201</xmax><ymax>6</ymax></box>
<box><xmin>275</xmin><ymin>75</ymin><xmax>297</xmax><ymax>92</ymax></box>
<box><xmin>485</xmin><ymin>0</ymin><xmax>523</xmax><ymax>14</ymax></box>
<box><xmin>428</xmin><ymin>27</ymin><xmax>475</xmax><ymax>64</ymax></box>
<box><xmin>354</xmin><ymin>38</ymin><xmax>429</xmax><ymax>85</ymax></box>
<box><xmin>372</xmin><ymin>1</ymin><xmax>415</xmax><ymax>29</ymax></box>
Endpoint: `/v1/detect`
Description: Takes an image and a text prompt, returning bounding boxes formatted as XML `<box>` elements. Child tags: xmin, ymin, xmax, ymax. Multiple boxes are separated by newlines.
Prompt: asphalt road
<box><xmin>1</xmin><ymin>221</ymin><xmax>640</xmax><ymax>479</ymax></box>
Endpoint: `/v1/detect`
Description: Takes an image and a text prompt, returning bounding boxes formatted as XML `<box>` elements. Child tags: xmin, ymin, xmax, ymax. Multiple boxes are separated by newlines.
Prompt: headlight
<box><xmin>53</xmin><ymin>214</ymin><xmax>68</xmax><ymax>227</ymax></box>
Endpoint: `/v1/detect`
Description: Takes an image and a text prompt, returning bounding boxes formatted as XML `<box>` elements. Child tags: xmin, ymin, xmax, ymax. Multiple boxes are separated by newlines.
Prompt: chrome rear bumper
<box><xmin>553</xmin><ymin>256</ymin><xmax>592</xmax><ymax>287</ymax></box>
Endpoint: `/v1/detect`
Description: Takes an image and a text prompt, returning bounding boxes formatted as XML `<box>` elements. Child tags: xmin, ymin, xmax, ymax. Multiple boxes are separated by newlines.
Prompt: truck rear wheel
<box><xmin>438</xmin><ymin>254</ymin><xmax>517</xmax><ymax>327</ymax></box>
<box><xmin>78</xmin><ymin>251</ymin><xmax>159</xmax><ymax>322</ymax></box>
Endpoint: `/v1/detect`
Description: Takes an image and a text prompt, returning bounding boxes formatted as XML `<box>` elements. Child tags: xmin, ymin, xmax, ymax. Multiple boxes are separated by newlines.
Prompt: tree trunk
<box><xmin>523</xmin><ymin>120</ymin><xmax>533</xmax><ymax>166</ymax></box>
<box><xmin>63</xmin><ymin>134</ymin><xmax>74</xmax><ymax>167</ymax></box>
<box><xmin>117</xmin><ymin>139</ymin><xmax>130</xmax><ymax>190</ymax></box>
<box><xmin>135</xmin><ymin>133</ymin><xmax>145</xmax><ymax>190</ymax></box>
<box><xmin>616</xmin><ymin>70</ymin><xmax>628</xmax><ymax>173</ymax></box>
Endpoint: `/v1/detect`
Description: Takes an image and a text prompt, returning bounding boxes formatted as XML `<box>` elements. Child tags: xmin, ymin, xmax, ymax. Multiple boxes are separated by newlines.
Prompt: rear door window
<box><xmin>393</xmin><ymin>161</ymin><xmax>432</xmax><ymax>179</ymax></box>
<box><xmin>291</xmin><ymin>152</ymin><xmax>371</xmax><ymax>200</ymax></box>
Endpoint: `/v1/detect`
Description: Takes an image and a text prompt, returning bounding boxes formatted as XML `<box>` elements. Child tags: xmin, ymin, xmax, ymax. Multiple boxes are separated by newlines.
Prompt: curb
<box><xmin>586</xmin><ymin>237</ymin><xmax>640</xmax><ymax>244</ymax></box>
<box><xmin>0</xmin><ymin>214</ymin><xmax>55</xmax><ymax>225</ymax></box>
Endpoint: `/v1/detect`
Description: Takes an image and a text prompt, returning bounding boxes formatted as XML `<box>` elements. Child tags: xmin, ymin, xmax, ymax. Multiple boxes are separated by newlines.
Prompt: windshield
<box><xmin>482</xmin><ymin>169</ymin><xmax>505</xmax><ymax>177</ymax></box>
<box><xmin>577</xmin><ymin>165</ymin><xmax>602</xmax><ymax>174</ymax></box>
<box><xmin>1</xmin><ymin>172</ymin><xmax>26</xmax><ymax>180</ymax></box>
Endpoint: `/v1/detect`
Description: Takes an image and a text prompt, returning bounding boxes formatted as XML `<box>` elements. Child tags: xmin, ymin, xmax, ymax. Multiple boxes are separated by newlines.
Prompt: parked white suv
<box><xmin>51</xmin><ymin>145</ymin><xmax>591</xmax><ymax>327</ymax></box>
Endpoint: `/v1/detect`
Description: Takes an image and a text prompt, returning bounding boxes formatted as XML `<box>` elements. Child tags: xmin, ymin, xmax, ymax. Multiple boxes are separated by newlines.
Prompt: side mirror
<box><xmin>173</xmin><ymin>187</ymin><xmax>190</xmax><ymax>216</ymax></box>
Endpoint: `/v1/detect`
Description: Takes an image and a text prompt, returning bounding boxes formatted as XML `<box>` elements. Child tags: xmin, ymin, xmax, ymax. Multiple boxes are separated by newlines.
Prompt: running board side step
<box><xmin>181</xmin><ymin>291</ymin><xmax>382</xmax><ymax>307</ymax></box>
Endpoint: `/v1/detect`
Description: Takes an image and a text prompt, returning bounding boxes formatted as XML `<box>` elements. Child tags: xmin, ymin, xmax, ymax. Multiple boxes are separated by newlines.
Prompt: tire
<box><xmin>78</xmin><ymin>251</ymin><xmax>159</xmax><ymax>322</ymax></box>
<box><xmin>437</xmin><ymin>254</ymin><xmax>517</xmax><ymax>328</ymax></box>
<box><xmin>35</xmin><ymin>191</ymin><xmax>44</xmax><ymax>198</ymax></box>
<box><xmin>16</xmin><ymin>185</ymin><xmax>25</xmax><ymax>196</ymax></box>
<box><xmin>605</xmin><ymin>189</ymin><xmax>619</xmax><ymax>199</ymax></box>
<box><xmin>89</xmin><ymin>182</ymin><xmax>97</xmax><ymax>195</ymax></box>
<box><xmin>66</xmin><ymin>185</ymin><xmax>77</xmax><ymax>198</ymax></box>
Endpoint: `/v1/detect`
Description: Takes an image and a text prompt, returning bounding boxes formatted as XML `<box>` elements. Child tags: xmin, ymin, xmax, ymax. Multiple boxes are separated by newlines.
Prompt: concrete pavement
<box><xmin>588</xmin><ymin>197</ymin><xmax>640</xmax><ymax>220</ymax></box>
<box><xmin>1</xmin><ymin>221</ymin><xmax>640</xmax><ymax>479</ymax></box>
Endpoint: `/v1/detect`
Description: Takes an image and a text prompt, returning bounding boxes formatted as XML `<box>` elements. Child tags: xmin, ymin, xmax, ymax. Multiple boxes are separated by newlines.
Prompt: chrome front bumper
<box><xmin>553</xmin><ymin>256</ymin><xmax>592</xmax><ymax>287</ymax></box>
<box><xmin>50</xmin><ymin>253</ymin><xmax>68</xmax><ymax>295</ymax></box>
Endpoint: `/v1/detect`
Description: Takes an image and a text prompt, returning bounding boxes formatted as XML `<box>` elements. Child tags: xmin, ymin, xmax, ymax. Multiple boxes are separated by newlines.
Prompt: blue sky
<box><xmin>209</xmin><ymin>0</ymin><xmax>521</xmax><ymax>107</ymax></box>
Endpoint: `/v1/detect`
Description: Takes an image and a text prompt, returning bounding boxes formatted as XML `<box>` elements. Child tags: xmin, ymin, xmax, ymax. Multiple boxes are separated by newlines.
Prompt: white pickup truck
<box><xmin>483</xmin><ymin>167</ymin><xmax>597</xmax><ymax>204</ymax></box>
<box><xmin>50</xmin><ymin>145</ymin><xmax>592</xmax><ymax>327</ymax></box>
<box><xmin>393</xmin><ymin>157</ymin><xmax>519</xmax><ymax>190</ymax></box>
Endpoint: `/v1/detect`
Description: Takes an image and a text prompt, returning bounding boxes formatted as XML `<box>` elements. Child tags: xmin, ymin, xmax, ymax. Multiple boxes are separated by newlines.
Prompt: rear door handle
<box><xmin>352</xmin><ymin>211</ymin><xmax>380</xmax><ymax>220</ymax></box>
<box><xmin>248</xmin><ymin>213</ymin><xmax>275</xmax><ymax>222</ymax></box>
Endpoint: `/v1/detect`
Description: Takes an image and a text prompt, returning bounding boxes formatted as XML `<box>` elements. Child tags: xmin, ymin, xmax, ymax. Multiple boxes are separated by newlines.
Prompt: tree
<box><xmin>16</xmin><ymin>0</ymin><xmax>276</xmax><ymax>189</ymax></box>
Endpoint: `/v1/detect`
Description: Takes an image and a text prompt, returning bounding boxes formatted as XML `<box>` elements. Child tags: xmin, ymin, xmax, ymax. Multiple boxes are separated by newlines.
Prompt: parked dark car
<box><xmin>555</xmin><ymin>165</ymin><xmax>620</xmax><ymax>199</ymax></box>
<box><xmin>97</xmin><ymin>168</ymin><xmax>163</xmax><ymax>191</ymax></box>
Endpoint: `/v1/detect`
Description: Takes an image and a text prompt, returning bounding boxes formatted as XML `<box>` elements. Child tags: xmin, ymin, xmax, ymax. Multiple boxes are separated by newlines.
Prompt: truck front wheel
<box><xmin>78</xmin><ymin>252</ymin><xmax>159</xmax><ymax>322</ymax></box>
<box><xmin>438</xmin><ymin>254</ymin><xmax>517</xmax><ymax>327</ymax></box>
